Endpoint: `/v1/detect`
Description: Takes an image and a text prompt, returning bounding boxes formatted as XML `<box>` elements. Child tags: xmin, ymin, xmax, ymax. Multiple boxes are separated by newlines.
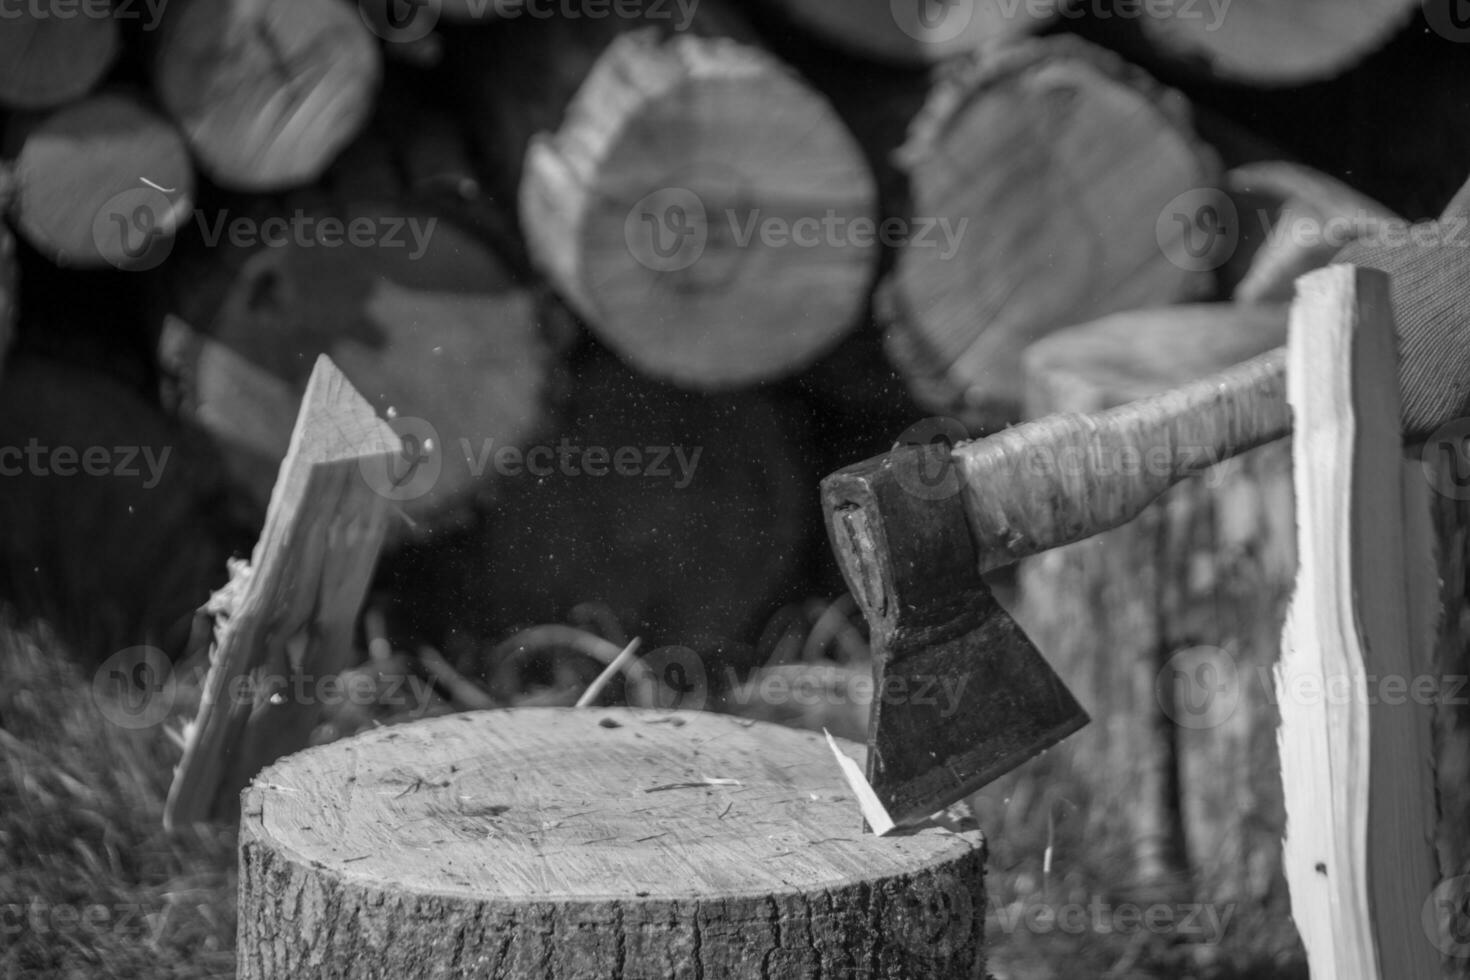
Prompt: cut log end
<box><xmin>238</xmin><ymin>708</ymin><xmax>987</xmax><ymax>979</ymax></box>
<box><xmin>153</xmin><ymin>0</ymin><xmax>382</xmax><ymax>191</ymax></box>
<box><xmin>0</xmin><ymin>11</ymin><xmax>119</xmax><ymax>109</ymax></box>
<box><xmin>885</xmin><ymin>37</ymin><xmax>1218</xmax><ymax>424</ymax></box>
<box><xmin>522</xmin><ymin>31</ymin><xmax>878</xmax><ymax>390</ymax></box>
<box><xmin>1140</xmin><ymin>0</ymin><xmax>1421</xmax><ymax>85</ymax></box>
<box><xmin>6</xmin><ymin>92</ymin><xmax>194</xmax><ymax>269</ymax></box>
<box><xmin>759</xmin><ymin>0</ymin><xmax>1057</xmax><ymax>64</ymax></box>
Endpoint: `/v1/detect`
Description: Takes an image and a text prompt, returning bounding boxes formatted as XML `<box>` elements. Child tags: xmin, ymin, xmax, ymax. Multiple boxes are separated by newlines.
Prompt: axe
<box><xmin>822</xmin><ymin>346</ymin><xmax>1290</xmax><ymax>829</ymax></box>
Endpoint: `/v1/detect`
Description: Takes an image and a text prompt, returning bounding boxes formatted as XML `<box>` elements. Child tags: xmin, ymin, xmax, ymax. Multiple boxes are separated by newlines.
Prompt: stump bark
<box><xmin>880</xmin><ymin>37</ymin><xmax>1218</xmax><ymax>429</ymax></box>
<box><xmin>1013</xmin><ymin>304</ymin><xmax>1295</xmax><ymax>928</ymax></box>
<box><xmin>238</xmin><ymin>708</ymin><xmax>987</xmax><ymax>979</ymax></box>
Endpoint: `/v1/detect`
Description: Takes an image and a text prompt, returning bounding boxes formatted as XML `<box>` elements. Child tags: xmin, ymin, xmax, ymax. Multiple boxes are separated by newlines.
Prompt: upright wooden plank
<box><xmin>1277</xmin><ymin>265</ymin><xmax>1440</xmax><ymax>978</ymax></box>
<box><xmin>165</xmin><ymin>356</ymin><xmax>402</xmax><ymax>828</ymax></box>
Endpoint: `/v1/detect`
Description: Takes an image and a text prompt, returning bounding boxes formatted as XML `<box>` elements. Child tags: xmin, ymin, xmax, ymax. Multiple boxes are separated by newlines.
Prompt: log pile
<box><xmin>4</xmin><ymin>0</ymin><xmax>1470</xmax><ymax>972</ymax></box>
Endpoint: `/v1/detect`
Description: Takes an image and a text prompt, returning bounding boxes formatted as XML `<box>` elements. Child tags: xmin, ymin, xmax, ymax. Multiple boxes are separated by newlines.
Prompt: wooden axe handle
<box><xmin>956</xmin><ymin>346</ymin><xmax>1289</xmax><ymax>573</ymax></box>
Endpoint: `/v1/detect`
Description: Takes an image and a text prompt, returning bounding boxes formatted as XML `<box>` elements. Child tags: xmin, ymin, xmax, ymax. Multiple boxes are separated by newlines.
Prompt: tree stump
<box><xmin>880</xmin><ymin>37</ymin><xmax>1218</xmax><ymax>430</ymax></box>
<box><xmin>1012</xmin><ymin>304</ymin><xmax>1296</xmax><ymax>937</ymax></box>
<box><xmin>238</xmin><ymin>708</ymin><xmax>987</xmax><ymax>979</ymax></box>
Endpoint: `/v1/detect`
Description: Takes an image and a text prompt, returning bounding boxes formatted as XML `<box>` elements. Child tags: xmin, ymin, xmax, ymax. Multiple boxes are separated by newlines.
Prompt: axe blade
<box><xmin>822</xmin><ymin>442</ymin><xmax>1088</xmax><ymax>827</ymax></box>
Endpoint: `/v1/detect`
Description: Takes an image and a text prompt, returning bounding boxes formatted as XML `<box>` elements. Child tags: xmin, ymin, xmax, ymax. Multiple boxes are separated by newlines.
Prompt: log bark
<box><xmin>150</xmin><ymin>0</ymin><xmax>381</xmax><ymax>191</ymax></box>
<box><xmin>1133</xmin><ymin>0</ymin><xmax>1420</xmax><ymax>86</ymax></box>
<box><xmin>0</xmin><ymin>6</ymin><xmax>119</xmax><ymax>109</ymax></box>
<box><xmin>4</xmin><ymin>91</ymin><xmax>194</xmax><ymax>269</ymax></box>
<box><xmin>450</xmin><ymin>6</ymin><xmax>879</xmax><ymax>389</ymax></box>
<box><xmin>752</xmin><ymin>0</ymin><xmax>1060</xmax><ymax>64</ymax></box>
<box><xmin>238</xmin><ymin>707</ymin><xmax>987</xmax><ymax>979</ymax></box>
<box><xmin>881</xmin><ymin>37</ymin><xmax>1219</xmax><ymax>430</ymax></box>
<box><xmin>1013</xmin><ymin>304</ymin><xmax>1296</xmax><ymax>939</ymax></box>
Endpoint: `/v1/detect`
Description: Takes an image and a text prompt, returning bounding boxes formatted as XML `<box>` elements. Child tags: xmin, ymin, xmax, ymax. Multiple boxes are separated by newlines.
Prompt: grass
<box><xmin>0</xmin><ymin>623</ymin><xmax>235</xmax><ymax>980</ymax></box>
<box><xmin>0</xmin><ymin>612</ymin><xmax>1307</xmax><ymax>979</ymax></box>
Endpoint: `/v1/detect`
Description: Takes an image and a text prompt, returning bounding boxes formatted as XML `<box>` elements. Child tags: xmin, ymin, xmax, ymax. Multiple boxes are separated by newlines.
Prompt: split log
<box><xmin>156</xmin><ymin>188</ymin><xmax>562</xmax><ymax>533</ymax></box>
<box><xmin>4</xmin><ymin>92</ymin><xmax>194</xmax><ymax>269</ymax></box>
<box><xmin>150</xmin><ymin>0</ymin><xmax>381</xmax><ymax>191</ymax></box>
<box><xmin>451</xmin><ymin>7</ymin><xmax>879</xmax><ymax>389</ymax></box>
<box><xmin>0</xmin><ymin>6</ymin><xmax>119</xmax><ymax>109</ymax></box>
<box><xmin>1132</xmin><ymin>0</ymin><xmax>1420</xmax><ymax>86</ymax></box>
<box><xmin>1013</xmin><ymin>303</ymin><xmax>1296</xmax><ymax>940</ymax></box>
<box><xmin>165</xmin><ymin>356</ymin><xmax>402</xmax><ymax>828</ymax></box>
<box><xmin>881</xmin><ymin>37</ymin><xmax>1219</xmax><ymax>430</ymax></box>
<box><xmin>238</xmin><ymin>708</ymin><xmax>987</xmax><ymax>978</ymax></box>
<box><xmin>1277</xmin><ymin>265</ymin><xmax>1439</xmax><ymax>977</ymax></box>
<box><xmin>1224</xmin><ymin>161</ymin><xmax>1399</xmax><ymax>304</ymax></box>
<box><xmin>752</xmin><ymin>0</ymin><xmax>1059</xmax><ymax>64</ymax></box>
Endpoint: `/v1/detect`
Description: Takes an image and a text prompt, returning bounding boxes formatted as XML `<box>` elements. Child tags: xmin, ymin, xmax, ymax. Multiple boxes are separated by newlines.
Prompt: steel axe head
<box><xmin>821</xmin><ymin>441</ymin><xmax>1088</xmax><ymax>828</ymax></box>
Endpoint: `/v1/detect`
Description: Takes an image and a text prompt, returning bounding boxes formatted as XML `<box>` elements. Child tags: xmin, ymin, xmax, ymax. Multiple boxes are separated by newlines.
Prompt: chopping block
<box><xmin>237</xmin><ymin>709</ymin><xmax>986</xmax><ymax>980</ymax></box>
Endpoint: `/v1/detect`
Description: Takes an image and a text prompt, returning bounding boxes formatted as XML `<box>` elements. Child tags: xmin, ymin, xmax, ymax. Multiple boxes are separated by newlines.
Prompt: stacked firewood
<box><xmin>0</xmin><ymin>0</ymin><xmax>1465</xmax><ymax>661</ymax></box>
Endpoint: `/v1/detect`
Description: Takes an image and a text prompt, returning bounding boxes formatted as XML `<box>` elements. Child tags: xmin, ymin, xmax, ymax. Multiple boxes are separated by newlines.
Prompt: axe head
<box><xmin>821</xmin><ymin>442</ymin><xmax>1088</xmax><ymax>828</ymax></box>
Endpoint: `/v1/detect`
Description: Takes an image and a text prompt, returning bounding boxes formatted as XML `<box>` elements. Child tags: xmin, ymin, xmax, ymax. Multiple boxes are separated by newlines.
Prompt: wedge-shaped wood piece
<box><xmin>165</xmin><ymin>356</ymin><xmax>402</xmax><ymax>828</ymax></box>
<box><xmin>1277</xmin><ymin>264</ymin><xmax>1440</xmax><ymax>978</ymax></box>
